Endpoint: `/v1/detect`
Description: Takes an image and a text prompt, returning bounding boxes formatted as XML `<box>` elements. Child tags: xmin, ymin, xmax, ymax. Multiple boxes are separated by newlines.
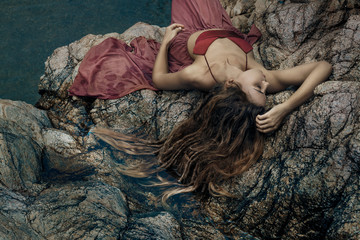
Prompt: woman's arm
<box><xmin>256</xmin><ymin>61</ymin><xmax>332</xmax><ymax>133</ymax></box>
<box><xmin>152</xmin><ymin>23</ymin><xmax>194</xmax><ymax>90</ymax></box>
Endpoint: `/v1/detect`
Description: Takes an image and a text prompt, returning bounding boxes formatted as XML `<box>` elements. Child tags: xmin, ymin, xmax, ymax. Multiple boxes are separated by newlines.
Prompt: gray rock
<box><xmin>42</xmin><ymin>128</ymin><xmax>82</xmax><ymax>157</ymax></box>
<box><xmin>90</xmin><ymin>89</ymin><xmax>203</xmax><ymax>140</ymax></box>
<box><xmin>331</xmin><ymin>15</ymin><xmax>360</xmax><ymax>81</ymax></box>
<box><xmin>0</xmin><ymin>186</ymin><xmax>43</xmax><ymax>240</ymax></box>
<box><xmin>0</xmin><ymin>100</ymin><xmax>51</xmax><ymax>193</ymax></box>
<box><xmin>0</xmin><ymin>0</ymin><xmax>359</xmax><ymax>239</ymax></box>
<box><xmin>121</xmin><ymin>212</ymin><xmax>181</xmax><ymax>240</ymax></box>
<box><xmin>28</xmin><ymin>181</ymin><xmax>128</xmax><ymax>239</ymax></box>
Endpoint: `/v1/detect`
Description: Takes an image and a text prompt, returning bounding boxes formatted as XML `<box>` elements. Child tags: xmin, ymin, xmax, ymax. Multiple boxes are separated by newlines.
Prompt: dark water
<box><xmin>0</xmin><ymin>0</ymin><xmax>171</xmax><ymax>104</ymax></box>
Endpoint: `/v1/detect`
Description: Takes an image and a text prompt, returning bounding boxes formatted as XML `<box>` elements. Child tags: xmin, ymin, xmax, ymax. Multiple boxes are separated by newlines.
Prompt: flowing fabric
<box><xmin>68</xmin><ymin>0</ymin><xmax>261</xmax><ymax>99</ymax></box>
<box><xmin>68</xmin><ymin>37</ymin><xmax>159</xmax><ymax>99</ymax></box>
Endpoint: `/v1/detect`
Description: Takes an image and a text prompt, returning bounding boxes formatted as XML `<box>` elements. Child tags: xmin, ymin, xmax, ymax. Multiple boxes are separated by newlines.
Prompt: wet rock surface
<box><xmin>0</xmin><ymin>0</ymin><xmax>359</xmax><ymax>239</ymax></box>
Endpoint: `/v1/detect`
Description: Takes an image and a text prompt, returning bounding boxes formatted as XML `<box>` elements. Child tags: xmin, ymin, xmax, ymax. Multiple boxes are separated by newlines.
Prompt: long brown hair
<box><xmin>93</xmin><ymin>84</ymin><xmax>265</xmax><ymax>203</ymax></box>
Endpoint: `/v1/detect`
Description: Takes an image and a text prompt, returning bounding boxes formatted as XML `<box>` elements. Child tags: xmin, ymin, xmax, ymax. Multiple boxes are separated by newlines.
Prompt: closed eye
<box><xmin>254</xmin><ymin>88</ymin><xmax>264</xmax><ymax>94</ymax></box>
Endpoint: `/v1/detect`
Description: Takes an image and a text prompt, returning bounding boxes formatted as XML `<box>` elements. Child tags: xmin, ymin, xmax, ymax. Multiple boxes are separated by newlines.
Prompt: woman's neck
<box><xmin>209</xmin><ymin>57</ymin><xmax>242</xmax><ymax>83</ymax></box>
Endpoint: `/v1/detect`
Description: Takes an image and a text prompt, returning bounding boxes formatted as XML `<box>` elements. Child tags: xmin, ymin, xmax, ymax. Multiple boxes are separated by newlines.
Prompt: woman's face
<box><xmin>229</xmin><ymin>69</ymin><xmax>269</xmax><ymax>106</ymax></box>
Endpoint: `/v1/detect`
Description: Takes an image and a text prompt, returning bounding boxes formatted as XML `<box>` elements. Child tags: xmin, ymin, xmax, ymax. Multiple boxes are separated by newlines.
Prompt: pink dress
<box><xmin>68</xmin><ymin>0</ymin><xmax>261</xmax><ymax>99</ymax></box>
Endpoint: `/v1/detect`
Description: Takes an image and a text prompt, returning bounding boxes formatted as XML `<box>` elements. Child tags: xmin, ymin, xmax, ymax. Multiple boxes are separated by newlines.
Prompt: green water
<box><xmin>0</xmin><ymin>0</ymin><xmax>171</xmax><ymax>104</ymax></box>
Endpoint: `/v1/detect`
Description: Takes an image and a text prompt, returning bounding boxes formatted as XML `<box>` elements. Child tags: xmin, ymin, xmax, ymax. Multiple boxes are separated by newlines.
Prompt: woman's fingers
<box><xmin>257</xmin><ymin>120</ymin><xmax>280</xmax><ymax>133</ymax></box>
<box><xmin>174</xmin><ymin>26</ymin><xmax>183</xmax><ymax>33</ymax></box>
<box><xmin>256</xmin><ymin>118</ymin><xmax>275</xmax><ymax>127</ymax></box>
<box><xmin>166</xmin><ymin>23</ymin><xmax>184</xmax><ymax>35</ymax></box>
<box><xmin>256</xmin><ymin>115</ymin><xmax>271</xmax><ymax>125</ymax></box>
<box><xmin>168</xmin><ymin>23</ymin><xmax>185</xmax><ymax>30</ymax></box>
<box><xmin>256</xmin><ymin>113</ymin><xmax>267</xmax><ymax>120</ymax></box>
<box><xmin>256</xmin><ymin>118</ymin><xmax>270</xmax><ymax>126</ymax></box>
<box><xmin>256</xmin><ymin>113</ymin><xmax>270</xmax><ymax>124</ymax></box>
<box><xmin>256</xmin><ymin>104</ymin><xmax>288</xmax><ymax>133</ymax></box>
<box><xmin>163</xmin><ymin>23</ymin><xmax>184</xmax><ymax>44</ymax></box>
<box><xmin>256</xmin><ymin>119</ymin><xmax>277</xmax><ymax>131</ymax></box>
<box><xmin>258</xmin><ymin>126</ymin><xmax>276</xmax><ymax>133</ymax></box>
<box><xmin>257</xmin><ymin>120</ymin><xmax>278</xmax><ymax>130</ymax></box>
<box><xmin>256</xmin><ymin>115</ymin><xmax>278</xmax><ymax>133</ymax></box>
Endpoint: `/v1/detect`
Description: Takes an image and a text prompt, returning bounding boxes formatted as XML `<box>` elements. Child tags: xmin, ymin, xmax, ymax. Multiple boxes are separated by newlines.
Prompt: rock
<box><xmin>0</xmin><ymin>100</ymin><xmax>51</xmax><ymax>193</ymax></box>
<box><xmin>325</xmin><ymin>174</ymin><xmax>360</xmax><ymax>240</ymax></box>
<box><xmin>120</xmin><ymin>22</ymin><xmax>164</xmax><ymax>43</ymax></box>
<box><xmin>0</xmin><ymin>0</ymin><xmax>359</xmax><ymax>239</ymax></box>
<box><xmin>28</xmin><ymin>181</ymin><xmax>128</xmax><ymax>239</ymax></box>
<box><xmin>42</xmin><ymin>128</ymin><xmax>82</xmax><ymax>157</ymax></box>
<box><xmin>181</xmin><ymin>218</ymin><xmax>255</xmax><ymax>240</ymax></box>
<box><xmin>331</xmin><ymin>15</ymin><xmax>360</xmax><ymax>81</ymax></box>
<box><xmin>90</xmin><ymin>89</ymin><xmax>203</xmax><ymax>140</ymax></box>
<box><xmin>0</xmin><ymin>186</ymin><xmax>43</xmax><ymax>240</ymax></box>
<box><xmin>121</xmin><ymin>212</ymin><xmax>181</xmax><ymax>240</ymax></box>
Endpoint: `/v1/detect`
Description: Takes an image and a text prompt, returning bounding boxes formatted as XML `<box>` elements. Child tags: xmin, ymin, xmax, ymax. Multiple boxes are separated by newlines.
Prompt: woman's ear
<box><xmin>224</xmin><ymin>79</ymin><xmax>235</xmax><ymax>88</ymax></box>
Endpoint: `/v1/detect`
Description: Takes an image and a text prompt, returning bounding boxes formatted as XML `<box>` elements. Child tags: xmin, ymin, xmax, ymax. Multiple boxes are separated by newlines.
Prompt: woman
<box><xmin>74</xmin><ymin>0</ymin><xmax>332</xmax><ymax>202</ymax></box>
<box><xmin>151</xmin><ymin>0</ymin><xmax>332</xmax><ymax>133</ymax></box>
<box><xmin>69</xmin><ymin>0</ymin><xmax>332</xmax><ymax>133</ymax></box>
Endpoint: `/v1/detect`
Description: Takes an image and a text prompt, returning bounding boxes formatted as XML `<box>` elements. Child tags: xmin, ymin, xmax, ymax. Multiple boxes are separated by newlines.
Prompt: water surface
<box><xmin>0</xmin><ymin>0</ymin><xmax>170</xmax><ymax>104</ymax></box>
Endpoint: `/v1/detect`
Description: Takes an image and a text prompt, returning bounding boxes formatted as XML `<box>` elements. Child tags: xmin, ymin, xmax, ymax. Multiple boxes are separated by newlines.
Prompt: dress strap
<box><xmin>245</xmin><ymin>53</ymin><xmax>248</xmax><ymax>71</ymax></box>
<box><xmin>204</xmin><ymin>55</ymin><xmax>218</xmax><ymax>83</ymax></box>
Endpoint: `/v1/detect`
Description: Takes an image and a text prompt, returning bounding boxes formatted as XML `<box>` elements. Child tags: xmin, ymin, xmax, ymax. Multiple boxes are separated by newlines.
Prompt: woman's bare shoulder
<box><xmin>181</xmin><ymin>62</ymin><xmax>216</xmax><ymax>90</ymax></box>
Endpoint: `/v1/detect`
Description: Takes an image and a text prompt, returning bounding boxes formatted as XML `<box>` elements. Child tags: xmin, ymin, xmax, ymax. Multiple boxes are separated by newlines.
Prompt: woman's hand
<box><xmin>256</xmin><ymin>103</ymin><xmax>290</xmax><ymax>133</ymax></box>
<box><xmin>257</xmin><ymin>61</ymin><xmax>332</xmax><ymax>133</ymax></box>
<box><xmin>162</xmin><ymin>23</ymin><xmax>185</xmax><ymax>47</ymax></box>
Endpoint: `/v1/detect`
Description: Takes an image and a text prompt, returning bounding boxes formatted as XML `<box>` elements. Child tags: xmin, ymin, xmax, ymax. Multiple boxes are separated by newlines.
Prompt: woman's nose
<box><xmin>262</xmin><ymin>81</ymin><xmax>269</xmax><ymax>92</ymax></box>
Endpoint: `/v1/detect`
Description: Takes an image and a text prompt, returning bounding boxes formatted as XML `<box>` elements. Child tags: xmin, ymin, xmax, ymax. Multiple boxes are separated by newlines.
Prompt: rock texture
<box><xmin>0</xmin><ymin>0</ymin><xmax>359</xmax><ymax>239</ymax></box>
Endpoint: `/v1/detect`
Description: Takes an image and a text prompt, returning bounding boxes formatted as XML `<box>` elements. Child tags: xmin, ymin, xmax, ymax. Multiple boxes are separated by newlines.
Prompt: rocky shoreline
<box><xmin>1</xmin><ymin>0</ymin><xmax>359</xmax><ymax>239</ymax></box>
